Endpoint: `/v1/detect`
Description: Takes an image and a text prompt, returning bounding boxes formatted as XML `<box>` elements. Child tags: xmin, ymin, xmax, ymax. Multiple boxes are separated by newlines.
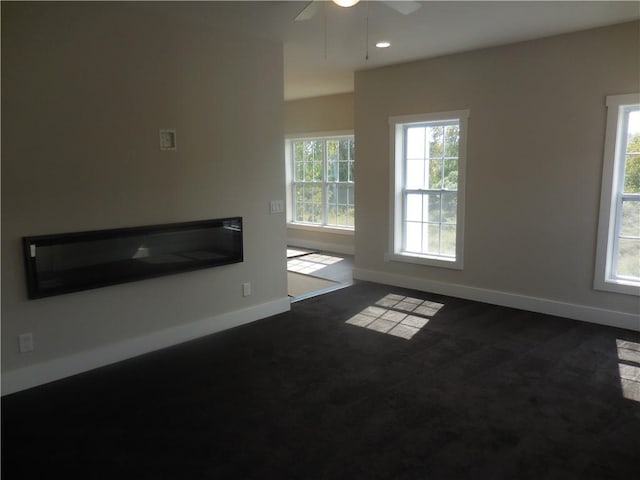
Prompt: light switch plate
<box><xmin>269</xmin><ymin>200</ymin><xmax>284</xmax><ymax>214</ymax></box>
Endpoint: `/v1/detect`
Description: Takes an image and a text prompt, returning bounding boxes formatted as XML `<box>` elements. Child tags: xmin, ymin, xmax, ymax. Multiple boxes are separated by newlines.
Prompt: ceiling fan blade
<box><xmin>295</xmin><ymin>1</ymin><xmax>322</xmax><ymax>21</ymax></box>
<box><xmin>381</xmin><ymin>1</ymin><xmax>422</xmax><ymax>15</ymax></box>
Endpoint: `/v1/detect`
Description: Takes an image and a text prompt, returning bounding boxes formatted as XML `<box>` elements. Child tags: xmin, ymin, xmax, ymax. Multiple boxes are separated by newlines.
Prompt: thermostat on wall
<box><xmin>159</xmin><ymin>129</ymin><xmax>177</xmax><ymax>150</ymax></box>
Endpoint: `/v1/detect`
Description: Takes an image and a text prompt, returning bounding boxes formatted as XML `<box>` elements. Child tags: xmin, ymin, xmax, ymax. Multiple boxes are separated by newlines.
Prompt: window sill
<box><xmin>287</xmin><ymin>223</ymin><xmax>354</xmax><ymax>236</ymax></box>
<box><xmin>384</xmin><ymin>252</ymin><xmax>463</xmax><ymax>270</ymax></box>
<box><xmin>594</xmin><ymin>278</ymin><xmax>640</xmax><ymax>297</ymax></box>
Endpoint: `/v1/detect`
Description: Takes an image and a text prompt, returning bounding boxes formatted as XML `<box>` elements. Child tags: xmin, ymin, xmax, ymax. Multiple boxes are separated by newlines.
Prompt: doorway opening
<box><xmin>286</xmin><ymin>247</ymin><xmax>353</xmax><ymax>301</ymax></box>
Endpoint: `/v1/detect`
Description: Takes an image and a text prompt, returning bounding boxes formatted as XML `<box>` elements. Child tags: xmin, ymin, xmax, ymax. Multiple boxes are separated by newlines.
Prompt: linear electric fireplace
<box><xmin>23</xmin><ymin>217</ymin><xmax>243</xmax><ymax>299</ymax></box>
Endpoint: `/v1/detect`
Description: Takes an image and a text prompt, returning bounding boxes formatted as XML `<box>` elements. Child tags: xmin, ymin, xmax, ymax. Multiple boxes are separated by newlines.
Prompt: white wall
<box><xmin>354</xmin><ymin>22</ymin><xmax>640</xmax><ymax>330</ymax></box>
<box><xmin>1</xmin><ymin>2</ymin><xmax>289</xmax><ymax>393</ymax></box>
<box><xmin>285</xmin><ymin>92</ymin><xmax>354</xmax><ymax>136</ymax></box>
<box><xmin>284</xmin><ymin>92</ymin><xmax>355</xmax><ymax>254</ymax></box>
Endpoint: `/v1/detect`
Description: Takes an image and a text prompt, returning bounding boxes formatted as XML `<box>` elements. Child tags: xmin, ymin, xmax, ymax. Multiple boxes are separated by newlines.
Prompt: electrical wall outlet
<box><xmin>159</xmin><ymin>129</ymin><xmax>177</xmax><ymax>150</ymax></box>
<box><xmin>18</xmin><ymin>333</ymin><xmax>34</xmax><ymax>353</ymax></box>
<box><xmin>242</xmin><ymin>282</ymin><xmax>251</xmax><ymax>297</ymax></box>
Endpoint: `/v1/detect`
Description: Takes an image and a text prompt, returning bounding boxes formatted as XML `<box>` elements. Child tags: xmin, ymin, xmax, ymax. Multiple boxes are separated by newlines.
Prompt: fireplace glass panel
<box><xmin>23</xmin><ymin>218</ymin><xmax>243</xmax><ymax>298</ymax></box>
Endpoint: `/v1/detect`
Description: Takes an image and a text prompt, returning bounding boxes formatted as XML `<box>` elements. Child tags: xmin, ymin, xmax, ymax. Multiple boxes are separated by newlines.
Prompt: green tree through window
<box><xmin>290</xmin><ymin>136</ymin><xmax>355</xmax><ymax>228</ymax></box>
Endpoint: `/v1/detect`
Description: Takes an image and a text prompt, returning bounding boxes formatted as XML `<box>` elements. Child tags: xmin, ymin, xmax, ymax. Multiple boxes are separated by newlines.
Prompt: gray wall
<box><xmin>1</xmin><ymin>3</ymin><xmax>288</xmax><ymax>384</ymax></box>
<box><xmin>284</xmin><ymin>93</ymin><xmax>355</xmax><ymax>253</ymax></box>
<box><xmin>354</xmin><ymin>22</ymin><xmax>639</xmax><ymax>322</ymax></box>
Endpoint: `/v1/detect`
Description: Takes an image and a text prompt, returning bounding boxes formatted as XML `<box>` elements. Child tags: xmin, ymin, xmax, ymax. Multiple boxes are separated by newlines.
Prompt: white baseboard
<box><xmin>287</xmin><ymin>238</ymin><xmax>354</xmax><ymax>256</ymax></box>
<box><xmin>1</xmin><ymin>297</ymin><xmax>291</xmax><ymax>396</ymax></box>
<box><xmin>353</xmin><ymin>267</ymin><xmax>640</xmax><ymax>332</ymax></box>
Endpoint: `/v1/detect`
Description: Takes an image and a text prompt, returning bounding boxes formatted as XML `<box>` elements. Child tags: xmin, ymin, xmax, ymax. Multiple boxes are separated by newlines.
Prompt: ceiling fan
<box><xmin>295</xmin><ymin>0</ymin><xmax>422</xmax><ymax>22</ymax></box>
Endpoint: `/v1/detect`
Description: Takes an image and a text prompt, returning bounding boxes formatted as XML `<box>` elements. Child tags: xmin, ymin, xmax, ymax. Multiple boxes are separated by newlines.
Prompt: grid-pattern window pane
<box><xmin>327</xmin><ymin>184</ymin><xmax>355</xmax><ymax>228</ymax></box>
<box><xmin>614</xmin><ymin>107</ymin><xmax>640</xmax><ymax>280</ymax></box>
<box><xmin>294</xmin><ymin>184</ymin><xmax>323</xmax><ymax>224</ymax></box>
<box><xmin>402</xmin><ymin>121</ymin><xmax>460</xmax><ymax>258</ymax></box>
<box><xmin>291</xmin><ymin>136</ymin><xmax>355</xmax><ymax>229</ymax></box>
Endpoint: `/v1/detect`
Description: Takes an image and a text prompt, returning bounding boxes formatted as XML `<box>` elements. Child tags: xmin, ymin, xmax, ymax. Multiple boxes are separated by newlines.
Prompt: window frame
<box><xmin>285</xmin><ymin>132</ymin><xmax>355</xmax><ymax>233</ymax></box>
<box><xmin>386</xmin><ymin>110</ymin><xmax>469</xmax><ymax>270</ymax></box>
<box><xmin>594</xmin><ymin>93</ymin><xmax>640</xmax><ymax>296</ymax></box>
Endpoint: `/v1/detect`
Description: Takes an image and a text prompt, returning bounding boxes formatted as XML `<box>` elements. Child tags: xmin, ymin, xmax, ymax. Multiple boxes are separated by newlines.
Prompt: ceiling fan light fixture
<box><xmin>332</xmin><ymin>0</ymin><xmax>360</xmax><ymax>7</ymax></box>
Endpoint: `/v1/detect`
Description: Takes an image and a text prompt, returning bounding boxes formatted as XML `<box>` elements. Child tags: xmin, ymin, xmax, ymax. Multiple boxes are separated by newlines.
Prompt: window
<box><xmin>286</xmin><ymin>135</ymin><xmax>355</xmax><ymax>230</ymax></box>
<box><xmin>387</xmin><ymin>110</ymin><xmax>469</xmax><ymax>269</ymax></box>
<box><xmin>595</xmin><ymin>93</ymin><xmax>640</xmax><ymax>295</ymax></box>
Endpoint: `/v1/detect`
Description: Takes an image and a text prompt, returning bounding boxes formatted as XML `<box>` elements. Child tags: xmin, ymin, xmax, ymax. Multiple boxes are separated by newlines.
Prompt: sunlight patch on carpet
<box><xmin>617</xmin><ymin>339</ymin><xmax>640</xmax><ymax>402</ymax></box>
<box><xmin>346</xmin><ymin>294</ymin><xmax>444</xmax><ymax>340</ymax></box>
<box><xmin>287</xmin><ymin>253</ymin><xmax>344</xmax><ymax>275</ymax></box>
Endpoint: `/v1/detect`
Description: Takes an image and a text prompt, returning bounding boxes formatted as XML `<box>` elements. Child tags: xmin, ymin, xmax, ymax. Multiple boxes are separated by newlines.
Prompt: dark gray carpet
<box><xmin>3</xmin><ymin>281</ymin><xmax>640</xmax><ymax>479</ymax></box>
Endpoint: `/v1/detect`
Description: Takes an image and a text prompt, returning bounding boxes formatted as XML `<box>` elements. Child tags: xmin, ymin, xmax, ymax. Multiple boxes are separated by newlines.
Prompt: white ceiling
<box><xmin>136</xmin><ymin>1</ymin><xmax>640</xmax><ymax>100</ymax></box>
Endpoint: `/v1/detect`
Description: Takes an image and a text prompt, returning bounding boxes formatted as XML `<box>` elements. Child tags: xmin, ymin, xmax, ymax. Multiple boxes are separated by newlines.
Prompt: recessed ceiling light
<box><xmin>376</xmin><ymin>41</ymin><xmax>391</xmax><ymax>49</ymax></box>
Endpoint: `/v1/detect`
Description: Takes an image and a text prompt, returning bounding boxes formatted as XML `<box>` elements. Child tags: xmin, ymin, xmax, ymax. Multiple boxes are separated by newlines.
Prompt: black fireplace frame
<box><xmin>22</xmin><ymin>217</ymin><xmax>243</xmax><ymax>299</ymax></box>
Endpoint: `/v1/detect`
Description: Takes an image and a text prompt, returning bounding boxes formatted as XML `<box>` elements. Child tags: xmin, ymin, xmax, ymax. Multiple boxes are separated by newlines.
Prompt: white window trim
<box><xmin>286</xmin><ymin>222</ymin><xmax>354</xmax><ymax>236</ymax></box>
<box><xmin>285</xmin><ymin>131</ymin><xmax>355</xmax><ymax>232</ymax></box>
<box><xmin>594</xmin><ymin>93</ymin><xmax>640</xmax><ymax>296</ymax></box>
<box><xmin>386</xmin><ymin>109</ymin><xmax>469</xmax><ymax>270</ymax></box>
